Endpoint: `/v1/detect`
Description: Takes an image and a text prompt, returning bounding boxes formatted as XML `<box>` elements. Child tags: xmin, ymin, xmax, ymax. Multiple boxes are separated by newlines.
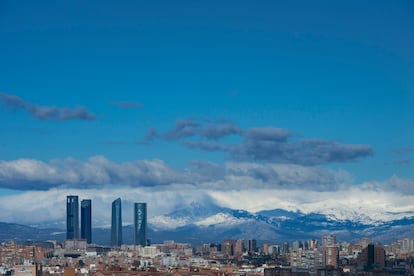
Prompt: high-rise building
<box><xmin>282</xmin><ymin>242</ymin><xmax>289</xmax><ymax>254</ymax></box>
<box><xmin>358</xmin><ymin>244</ymin><xmax>385</xmax><ymax>270</ymax></box>
<box><xmin>134</xmin><ymin>203</ymin><xmax>147</xmax><ymax>246</ymax></box>
<box><xmin>322</xmin><ymin>246</ymin><xmax>339</xmax><ymax>268</ymax></box>
<box><xmin>222</xmin><ymin>239</ymin><xmax>236</xmax><ymax>257</ymax></box>
<box><xmin>234</xmin><ymin>240</ymin><xmax>246</xmax><ymax>256</ymax></box>
<box><xmin>292</xmin><ymin>240</ymin><xmax>301</xmax><ymax>250</ymax></box>
<box><xmin>66</xmin><ymin>195</ymin><xmax>79</xmax><ymax>240</ymax></box>
<box><xmin>289</xmin><ymin>248</ymin><xmax>323</xmax><ymax>274</ymax></box>
<box><xmin>322</xmin><ymin>235</ymin><xmax>336</xmax><ymax>247</ymax></box>
<box><xmin>111</xmin><ymin>198</ymin><xmax>122</xmax><ymax>246</ymax></box>
<box><xmin>248</xmin><ymin>239</ymin><xmax>257</xmax><ymax>253</ymax></box>
<box><xmin>81</xmin><ymin>199</ymin><xmax>92</xmax><ymax>244</ymax></box>
<box><xmin>322</xmin><ymin>235</ymin><xmax>338</xmax><ymax>268</ymax></box>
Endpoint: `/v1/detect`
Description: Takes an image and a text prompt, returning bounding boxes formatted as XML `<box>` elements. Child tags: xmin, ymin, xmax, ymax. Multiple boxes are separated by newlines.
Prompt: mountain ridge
<box><xmin>1</xmin><ymin>203</ymin><xmax>413</xmax><ymax>246</ymax></box>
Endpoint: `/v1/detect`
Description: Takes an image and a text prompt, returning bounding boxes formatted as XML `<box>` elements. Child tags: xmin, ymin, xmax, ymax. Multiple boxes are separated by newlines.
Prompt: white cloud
<box><xmin>0</xmin><ymin>156</ymin><xmax>413</xmax><ymax>226</ymax></box>
<box><xmin>0</xmin><ymin>187</ymin><xmax>214</xmax><ymax>227</ymax></box>
<box><xmin>0</xmin><ymin>156</ymin><xmax>194</xmax><ymax>190</ymax></box>
<box><xmin>0</xmin><ymin>176</ymin><xmax>413</xmax><ymax>226</ymax></box>
<box><xmin>0</xmin><ymin>156</ymin><xmax>353</xmax><ymax>191</ymax></box>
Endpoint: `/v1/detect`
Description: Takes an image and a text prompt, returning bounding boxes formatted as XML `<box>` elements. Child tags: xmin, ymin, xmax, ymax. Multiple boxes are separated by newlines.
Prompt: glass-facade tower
<box><xmin>111</xmin><ymin>198</ymin><xmax>122</xmax><ymax>246</ymax></box>
<box><xmin>66</xmin><ymin>195</ymin><xmax>79</xmax><ymax>240</ymax></box>
<box><xmin>81</xmin><ymin>199</ymin><xmax>92</xmax><ymax>243</ymax></box>
<box><xmin>134</xmin><ymin>203</ymin><xmax>147</xmax><ymax>246</ymax></box>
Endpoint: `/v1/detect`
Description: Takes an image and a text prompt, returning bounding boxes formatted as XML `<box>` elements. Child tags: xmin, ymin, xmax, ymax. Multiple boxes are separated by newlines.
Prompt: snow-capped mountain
<box><xmin>147</xmin><ymin>201</ymin><xmax>414</xmax><ymax>245</ymax></box>
<box><xmin>150</xmin><ymin>201</ymin><xmax>255</xmax><ymax>230</ymax></box>
<box><xmin>1</xmin><ymin>200</ymin><xmax>413</xmax><ymax>246</ymax></box>
<box><xmin>301</xmin><ymin>204</ymin><xmax>414</xmax><ymax>226</ymax></box>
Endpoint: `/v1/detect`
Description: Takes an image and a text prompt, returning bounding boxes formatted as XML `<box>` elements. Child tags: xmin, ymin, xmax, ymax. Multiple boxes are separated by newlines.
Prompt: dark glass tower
<box><xmin>81</xmin><ymin>199</ymin><xmax>92</xmax><ymax>243</ymax></box>
<box><xmin>111</xmin><ymin>198</ymin><xmax>122</xmax><ymax>246</ymax></box>
<box><xmin>66</xmin><ymin>195</ymin><xmax>79</xmax><ymax>240</ymax></box>
<box><xmin>134</xmin><ymin>203</ymin><xmax>147</xmax><ymax>246</ymax></box>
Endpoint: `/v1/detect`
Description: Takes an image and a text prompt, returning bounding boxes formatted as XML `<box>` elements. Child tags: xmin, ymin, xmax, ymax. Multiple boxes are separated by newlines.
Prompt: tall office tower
<box><xmin>81</xmin><ymin>199</ymin><xmax>92</xmax><ymax>244</ymax></box>
<box><xmin>66</xmin><ymin>195</ymin><xmax>79</xmax><ymax>240</ymax></box>
<box><xmin>111</xmin><ymin>198</ymin><xmax>123</xmax><ymax>246</ymax></box>
<box><xmin>134</xmin><ymin>203</ymin><xmax>147</xmax><ymax>246</ymax></box>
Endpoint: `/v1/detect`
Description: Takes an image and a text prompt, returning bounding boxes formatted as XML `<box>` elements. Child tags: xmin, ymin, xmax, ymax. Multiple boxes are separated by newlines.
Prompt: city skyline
<box><xmin>0</xmin><ymin>1</ymin><xmax>413</xmax><ymax>228</ymax></box>
<box><xmin>66</xmin><ymin>196</ymin><xmax>149</xmax><ymax>246</ymax></box>
<box><xmin>2</xmin><ymin>233</ymin><xmax>413</xmax><ymax>275</ymax></box>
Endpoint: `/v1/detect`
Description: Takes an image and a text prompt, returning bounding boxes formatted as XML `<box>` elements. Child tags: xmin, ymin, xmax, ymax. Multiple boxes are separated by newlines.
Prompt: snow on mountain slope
<box><xmin>149</xmin><ymin>215</ymin><xmax>191</xmax><ymax>230</ymax></box>
<box><xmin>150</xmin><ymin>210</ymin><xmax>250</xmax><ymax>230</ymax></box>
<box><xmin>194</xmin><ymin>212</ymin><xmax>249</xmax><ymax>227</ymax></box>
<box><xmin>2</xmin><ymin>201</ymin><xmax>413</xmax><ymax>245</ymax></box>
<box><xmin>149</xmin><ymin>200</ymin><xmax>233</xmax><ymax>230</ymax></box>
<box><xmin>142</xmin><ymin>199</ymin><xmax>414</xmax><ymax>246</ymax></box>
<box><xmin>273</xmin><ymin>196</ymin><xmax>414</xmax><ymax>226</ymax></box>
<box><xmin>305</xmin><ymin>205</ymin><xmax>414</xmax><ymax>225</ymax></box>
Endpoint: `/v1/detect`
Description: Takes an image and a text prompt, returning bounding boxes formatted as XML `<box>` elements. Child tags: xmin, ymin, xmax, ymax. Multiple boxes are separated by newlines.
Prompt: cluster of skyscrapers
<box><xmin>66</xmin><ymin>196</ymin><xmax>147</xmax><ymax>247</ymax></box>
<box><xmin>66</xmin><ymin>195</ymin><xmax>91</xmax><ymax>243</ymax></box>
<box><xmin>110</xmin><ymin>198</ymin><xmax>147</xmax><ymax>247</ymax></box>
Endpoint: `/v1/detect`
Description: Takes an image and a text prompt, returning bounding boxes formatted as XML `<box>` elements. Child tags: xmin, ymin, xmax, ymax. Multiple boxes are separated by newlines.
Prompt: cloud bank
<box><xmin>0</xmin><ymin>156</ymin><xmax>351</xmax><ymax>191</ymax></box>
<box><xmin>0</xmin><ymin>174</ymin><xmax>413</xmax><ymax>226</ymax></box>
<box><xmin>1</xmin><ymin>155</ymin><xmax>411</xmax><ymax>195</ymax></box>
<box><xmin>0</xmin><ymin>116</ymin><xmax>404</xmax><ymax>227</ymax></box>
<box><xmin>144</xmin><ymin>118</ymin><xmax>374</xmax><ymax>165</ymax></box>
<box><xmin>0</xmin><ymin>92</ymin><xmax>95</xmax><ymax>121</ymax></box>
<box><xmin>0</xmin><ymin>155</ymin><xmax>413</xmax><ymax>226</ymax></box>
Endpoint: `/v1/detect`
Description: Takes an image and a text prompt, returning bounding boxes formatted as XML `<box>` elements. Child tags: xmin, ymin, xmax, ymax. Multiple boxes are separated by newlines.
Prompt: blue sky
<box><xmin>0</xmin><ymin>1</ymin><xmax>413</xmax><ymax>225</ymax></box>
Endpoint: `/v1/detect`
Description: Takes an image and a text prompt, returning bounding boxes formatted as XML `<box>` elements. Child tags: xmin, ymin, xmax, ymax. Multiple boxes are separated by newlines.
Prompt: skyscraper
<box><xmin>134</xmin><ymin>202</ymin><xmax>147</xmax><ymax>246</ymax></box>
<box><xmin>66</xmin><ymin>195</ymin><xmax>79</xmax><ymax>240</ymax></box>
<box><xmin>81</xmin><ymin>199</ymin><xmax>92</xmax><ymax>244</ymax></box>
<box><xmin>111</xmin><ymin>198</ymin><xmax>122</xmax><ymax>246</ymax></box>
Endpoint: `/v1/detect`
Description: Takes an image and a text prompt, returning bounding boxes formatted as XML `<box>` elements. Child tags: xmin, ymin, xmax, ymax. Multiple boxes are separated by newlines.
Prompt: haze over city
<box><xmin>0</xmin><ymin>0</ymin><xmax>413</xmax><ymax>232</ymax></box>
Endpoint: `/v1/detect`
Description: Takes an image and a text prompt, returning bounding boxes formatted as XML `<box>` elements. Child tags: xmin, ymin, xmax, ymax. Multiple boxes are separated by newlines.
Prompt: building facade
<box><xmin>322</xmin><ymin>246</ymin><xmax>339</xmax><ymax>268</ymax></box>
<box><xmin>290</xmin><ymin>248</ymin><xmax>323</xmax><ymax>275</ymax></box>
<box><xmin>322</xmin><ymin>235</ymin><xmax>338</xmax><ymax>268</ymax></box>
<box><xmin>358</xmin><ymin>244</ymin><xmax>386</xmax><ymax>270</ymax></box>
<box><xmin>81</xmin><ymin>199</ymin><xmax>92</xmax><ymax>244</ymax></box>
<box><xmin>111</xmin><ymin>198</ymin><xmax>123</xmax><ymax>247</ymax></box>
<box><xmin>14</xmin><ymin>262</ymin><xmax>42</xmax><ymax>276</ymax></box>
<box><xmin>66</xmin><ymin>195</ymin><xmax>79</xmax><ymax>240</ymax></box>
<box><xmin>134</xmin><ymin>202</ymin><xmax>147</xmax><ymax>246</ymax></box>
<box><xmin>322</xmin><ymin>235</ymin><xmax>336</xmax><ymax>247</ymax></box>
<box><xmin>248</xmin><ymin>239</ymin><xmax>257</xmax><ymax>253</ymax></box>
